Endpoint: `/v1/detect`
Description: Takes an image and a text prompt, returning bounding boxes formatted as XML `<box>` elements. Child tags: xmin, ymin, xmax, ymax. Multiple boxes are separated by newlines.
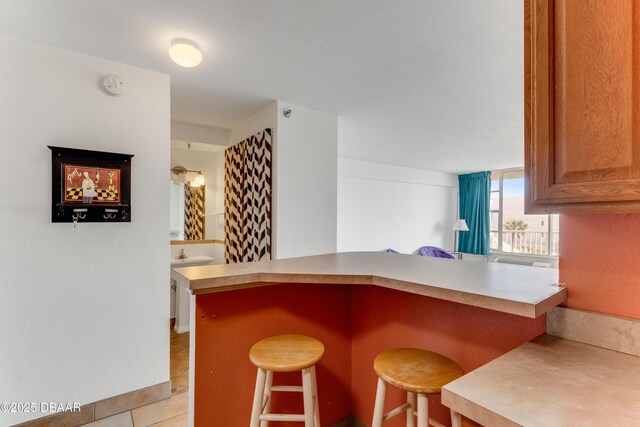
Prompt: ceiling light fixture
<box><xmin>168</xmin><ymin>39</ymin><xmax>203</xmax><ymax>68</ymax></box>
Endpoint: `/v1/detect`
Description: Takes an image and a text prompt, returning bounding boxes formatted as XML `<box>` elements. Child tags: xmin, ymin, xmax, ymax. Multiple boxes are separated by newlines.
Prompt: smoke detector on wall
<box><xmin>102</xmin><ymin>74</ymin><xmax>126</xmax><ymax>96</ymax></box>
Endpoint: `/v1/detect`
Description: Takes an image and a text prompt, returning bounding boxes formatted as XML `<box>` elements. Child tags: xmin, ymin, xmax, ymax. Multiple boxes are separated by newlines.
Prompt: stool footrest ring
<box><xmin>383</xmin><ymin>402</ymin><xmax>412</xmax><ymax>421</ymax></box>
<box><xmin>259</xmin><ymin>413</ymin><xmax>306</xmax><ymax>422</ymax></box>
<box><xmin>428</xmin><ymin>417</ymin><xmax>447</xmax><ymax>427</ymax></box>
<box><xmin>271</xmin><ymin>385</ymin><xmax>303</xmax><ymax>392</ymax></box>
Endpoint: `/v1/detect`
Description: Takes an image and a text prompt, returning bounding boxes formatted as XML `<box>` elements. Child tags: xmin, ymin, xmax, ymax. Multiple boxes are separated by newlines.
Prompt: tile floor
<box><xmin>170</xmin><ymin>329</ymin><xmax>190</xmax><ymax>394</ymax></box>
<box><xmin>79</xmin><ymin>393</ymin><xmax>188</xmax><ymax>427</ymax></box>
<box><xmin>78</xmin><ymin>328</ymin><xmax>191</xmax><ymax>426</ymax></box>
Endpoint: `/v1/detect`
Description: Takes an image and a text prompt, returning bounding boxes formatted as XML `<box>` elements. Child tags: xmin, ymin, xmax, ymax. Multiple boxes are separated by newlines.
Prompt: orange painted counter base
<box><xmin>194</xmin><ymin>283</ymin><xmax>545</xmax><ymax>427</ymax></box>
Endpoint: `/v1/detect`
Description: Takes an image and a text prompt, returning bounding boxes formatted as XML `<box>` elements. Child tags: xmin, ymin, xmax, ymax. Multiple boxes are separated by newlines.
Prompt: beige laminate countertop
<box><xmin>442</xmin><ymin>334</ymin><xmax>640</xmax><ymax>426</ymax></box>
<box><xmin>171</xmin><ymin>252</ymin><xmax>566</xmax><ymax>318</ymax></box>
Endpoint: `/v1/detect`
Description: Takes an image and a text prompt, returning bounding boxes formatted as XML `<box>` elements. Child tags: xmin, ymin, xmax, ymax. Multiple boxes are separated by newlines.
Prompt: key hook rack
<box><xmin>49</xmin><ymin>146</ymin><xmax>134</xmax><ymax>224</ymax></box>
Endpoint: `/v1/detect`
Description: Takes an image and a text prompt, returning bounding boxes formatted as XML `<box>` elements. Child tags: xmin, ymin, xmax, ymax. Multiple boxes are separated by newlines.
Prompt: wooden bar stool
<box><xmin>249</xmin><ymin>334</ymin><xmax>324</xmax><ymax>427</ymax></box>
<box><xmin>371</xmin><ymin>348</ymin><xmax>463</xmax><ymax>427</ymax></box>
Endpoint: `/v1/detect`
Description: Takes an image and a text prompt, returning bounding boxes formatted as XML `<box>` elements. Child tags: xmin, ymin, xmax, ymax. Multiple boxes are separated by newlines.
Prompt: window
<box><xmin>490</xmin><ymin>170</ymin><xmax>559</xmax><ymax>257</ymax></box>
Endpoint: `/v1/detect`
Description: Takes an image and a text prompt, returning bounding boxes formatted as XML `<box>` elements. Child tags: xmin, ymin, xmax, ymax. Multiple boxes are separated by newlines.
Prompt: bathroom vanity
<box><xmin>170</xmin><ymin>255</ymin><xmax>214</xmax><ymax>333</ymax></box>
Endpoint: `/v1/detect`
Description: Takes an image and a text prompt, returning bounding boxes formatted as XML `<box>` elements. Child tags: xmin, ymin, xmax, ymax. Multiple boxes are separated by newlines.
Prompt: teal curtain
<box><xmin>458</xmin><ymin>171</ymin><xmax>491</xmax><ymax>255</ymax></box>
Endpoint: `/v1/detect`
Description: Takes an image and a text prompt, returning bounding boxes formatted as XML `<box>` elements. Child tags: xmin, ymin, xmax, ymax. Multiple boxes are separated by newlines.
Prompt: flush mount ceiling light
<box><xmin>168</xmin><ymin>39</ymin><xmax>203</xmax><ymax>68</ymax></box>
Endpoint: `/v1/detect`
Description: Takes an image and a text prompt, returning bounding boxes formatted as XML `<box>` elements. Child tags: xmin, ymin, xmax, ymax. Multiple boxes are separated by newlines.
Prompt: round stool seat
<box><xmin>374</xmin><ymin>348</ymin><xmax>463</xmax><ymax>394</ymax></box>
<box><xmin>250</xmin><ymin>334</ymin><xmax>325</xmax><ymax>372</ymax></box>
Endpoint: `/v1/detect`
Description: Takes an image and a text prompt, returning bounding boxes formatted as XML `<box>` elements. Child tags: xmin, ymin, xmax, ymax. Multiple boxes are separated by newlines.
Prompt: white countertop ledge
<box><xmin>171</xmin><ymin>252</ymin><xmax>566</xmax><ymax>318</ymax></box>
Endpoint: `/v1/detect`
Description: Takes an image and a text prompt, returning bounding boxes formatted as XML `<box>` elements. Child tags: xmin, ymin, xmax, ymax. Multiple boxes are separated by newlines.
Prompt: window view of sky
<box><xmin>503</xmin><ymin>177</ymin><xmax>524</xmax><ymax>197</ymax></box>
<box><xmin>491</xmin><ymin>171</ymin><xmax>559</xmax><ymax>257</ymax></box>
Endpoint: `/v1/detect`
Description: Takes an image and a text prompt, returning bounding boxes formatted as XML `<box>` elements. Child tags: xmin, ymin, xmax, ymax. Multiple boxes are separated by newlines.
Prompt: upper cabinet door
<box><xmin>525</xmin><ymin>0</ymin><xmax>640</xmax><ymax>213</ymax></box>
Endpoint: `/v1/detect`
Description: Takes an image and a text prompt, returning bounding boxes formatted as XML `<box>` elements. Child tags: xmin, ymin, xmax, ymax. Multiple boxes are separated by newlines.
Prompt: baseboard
<box><xmin>14</xmin><ymin>381</ymin><xmax>171</xmax><ymax>427</ymax></box>
<box><xmin>174</xmin><ymin>324</ymin><xmax>190</xmax><ymax>334</ymax></box>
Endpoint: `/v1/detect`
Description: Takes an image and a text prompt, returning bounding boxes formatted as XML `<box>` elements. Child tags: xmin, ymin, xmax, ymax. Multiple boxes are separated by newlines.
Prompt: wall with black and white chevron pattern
<box><xmin>184</xmin><ymin>184</ymin><xmax>205</xmax><ymax>240</ymax></box>
<box><xmin>225</xmin><ymin>128</ymin><xmax>272</xmax><ymax>263</ymax></box>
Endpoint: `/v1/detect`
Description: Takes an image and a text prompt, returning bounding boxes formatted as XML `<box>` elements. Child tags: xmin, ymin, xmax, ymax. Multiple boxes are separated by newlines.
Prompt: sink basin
<box><xmin>171</xmin><ymin>255</ymin><xmax>214</xmax><ymax>267</ymax></box>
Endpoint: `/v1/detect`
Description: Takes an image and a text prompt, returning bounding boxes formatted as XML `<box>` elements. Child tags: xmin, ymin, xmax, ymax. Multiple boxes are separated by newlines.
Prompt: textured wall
<box><xmin>560</xmin><ymin>214</ymin><xmax>640</xmax><ymax>320</ymax></box>
<box><xmin>0</xmin><ymin>35</ymin><xmax>170</xmax><ymax>425</ymax></box>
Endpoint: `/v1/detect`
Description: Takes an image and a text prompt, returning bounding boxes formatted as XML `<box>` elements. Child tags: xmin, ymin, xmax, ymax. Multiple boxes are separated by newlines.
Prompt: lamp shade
<box><xmin>453</xmin><ymin>219</ymin><xmax>469</xmax><ymax>231</ymax></box>
<box><xmin>172</xmin><ymin>173</ymin><xmax>186</xmax><ymax>185</ymax></box>
<box><xmin>190</xmin><ymin>173</ymin><xmax>206</xmax><ymax>187</ymax></box>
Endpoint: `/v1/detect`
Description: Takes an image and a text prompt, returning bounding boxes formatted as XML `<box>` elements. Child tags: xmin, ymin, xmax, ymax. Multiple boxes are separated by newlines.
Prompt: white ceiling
<box><xmin>0</xmin><ymin>0</ymin><xmax>524</xmax><ymax>173</ymax></box>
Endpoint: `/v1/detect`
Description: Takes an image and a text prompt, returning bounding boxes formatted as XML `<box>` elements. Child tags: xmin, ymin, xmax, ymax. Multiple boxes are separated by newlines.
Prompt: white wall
<box><xmin>337</xmin><ymin>158</ymin><xmax>457</xmax><ymax>254</ymax></box>
<box><xmin>172</xmin><ymin>121</ymin><xmax>230</xmax><ymax>146</ymax></box>
<box><xmin>171</xmin><ymin>148</ymin><xmax>224</xmax><ymax>239</ymax></box>
<box><xmin>229</xmin><ymin>101</ymin><xmax>338</xmax><ymax>259</ymax></box>
<box><xmin>275</xmin><ymin>102</ymin><xmax>337</xmax><ymax>258</ymax></box>
<box><xmin>0</xmin><ymin>36</ymin><xmax>170</xmax><ymax>425</ymax></box>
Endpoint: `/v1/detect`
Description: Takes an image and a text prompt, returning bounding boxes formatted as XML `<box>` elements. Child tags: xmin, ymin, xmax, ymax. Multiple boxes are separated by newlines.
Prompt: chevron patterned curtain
<box><xmin>225</xmin><ymin>128</ymin><xmax>272</xmax><ymax>263</ymax></box>
<box><xmin>184</xmin><ymin>184</ymin><xmax>205</xmax><ymax>240</ymax></box>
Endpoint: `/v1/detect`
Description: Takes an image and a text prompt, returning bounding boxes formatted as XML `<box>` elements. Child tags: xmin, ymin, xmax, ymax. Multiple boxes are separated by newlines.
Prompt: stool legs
<box><xmin>417</xmin><ymin>394</ymin><xmax>428</xmax><ymax>427</ymax></box>
<box><xmin>372</xmin><ymin>380</ymin><xmax>439</xmax><ymax>427</ymax></box>
<box><xmin>259</xmin><ymin>370</ymin><xmax>273</xmax><ymax>427</ymax></box>
<box><xmin>302</xmin><ymin>368</ymin><xmax>315</xmax><ymax>427</ymax></box>
<box><xmin>250</xmin><ymin>367</ymin><xmax>320</xmax><ymax>427</ymax></box>
<box><xmin>250</xmin><ymin>368</ymin><xmax>267</xmax><ymax>427</ymax></box>
<box><xmin>406</xmin><ymin>392</ymin><xmax>415</xmax><ymax>427</ymax></box>
<box><xmin>371</xmin><ymin>377</ymin><xmax>387</xmax><ymax>427</ymax></box>
<box><xmin>310</xmin><ymin>366</ymin><xmax>321</xmax><ymax>427</ymax></box>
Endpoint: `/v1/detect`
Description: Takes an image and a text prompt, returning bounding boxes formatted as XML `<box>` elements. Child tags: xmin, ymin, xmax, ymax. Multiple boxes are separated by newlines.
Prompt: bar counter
<box><xmin>171</xmin><ymin>252</ymin><xmax>567</xmax><ymax>426</ymax></box>
<box><xmin>174</xmin><ymin>252</ymin><xmax>566</xmax><ymax>318</ymax></box>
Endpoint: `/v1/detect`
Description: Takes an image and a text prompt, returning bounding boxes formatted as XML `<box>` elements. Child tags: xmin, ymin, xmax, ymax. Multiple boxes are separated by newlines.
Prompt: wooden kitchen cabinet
<box><xmin>525</xmin><ymin>0</ymin><xmax>640</xmax><ymax>213</ymax></box>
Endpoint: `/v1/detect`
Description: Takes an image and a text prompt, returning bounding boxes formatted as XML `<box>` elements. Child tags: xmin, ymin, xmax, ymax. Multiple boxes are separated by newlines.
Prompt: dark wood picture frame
<box><xmin>49</xmin><ymin>146</ymin><xmax>134</xmax><ymax>223</ymax></box>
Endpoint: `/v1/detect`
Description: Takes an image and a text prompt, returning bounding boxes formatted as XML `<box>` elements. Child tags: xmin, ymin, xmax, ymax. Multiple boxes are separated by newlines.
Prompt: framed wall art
<box><xmin>49</xmin><ymin>146</ymin><xmax>134</xmax><ymax>223</ymax></box>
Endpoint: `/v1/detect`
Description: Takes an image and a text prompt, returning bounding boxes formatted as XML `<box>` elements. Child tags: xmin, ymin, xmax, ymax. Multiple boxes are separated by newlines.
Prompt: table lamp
<box><xmin>453</xmin><ymin>219</ymin><xmax>469</xmax><ymax>252</ymax></box>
